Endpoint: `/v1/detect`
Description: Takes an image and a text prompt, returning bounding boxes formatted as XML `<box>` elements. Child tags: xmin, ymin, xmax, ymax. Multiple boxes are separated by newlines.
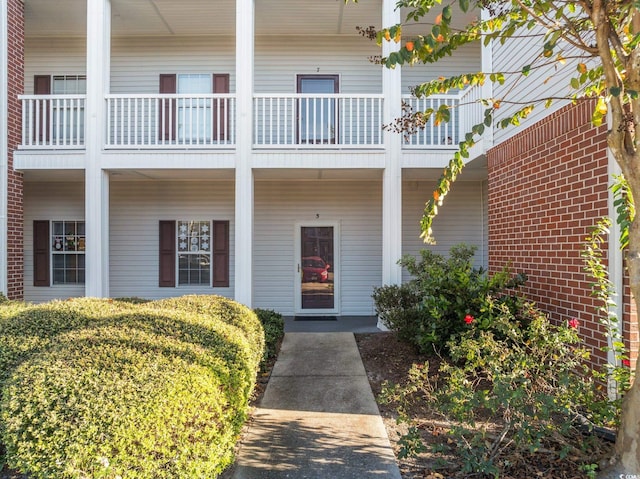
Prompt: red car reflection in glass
<box><xmin>302</xmin><ymin>256</ymin><xmax>330</xmax><ymax>282</ymax></box>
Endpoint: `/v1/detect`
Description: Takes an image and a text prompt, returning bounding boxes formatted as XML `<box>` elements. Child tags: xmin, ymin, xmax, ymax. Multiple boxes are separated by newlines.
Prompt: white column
<box><xmin>85</xmin><ymin>0</ymin><xmax>110</xmax><ymax>297</ymax></box>
<box><xmin>234</xmin><ymin>0</ymin><xmax>254</xmax><ymax>306</ymax></box>
<box><xmin>0</xmin><ymin>0</ymin><xmax>8</xmax><ymax>296</ymax></box>
<box><xmin>480</xmin><ymin>8</ymin><xmax>494</xmax><ymax>149</ymax></box>
<box><xmin>380</xmin><ymin>0</ymin><xmax>403</xmax><ymax>328</ymax></box>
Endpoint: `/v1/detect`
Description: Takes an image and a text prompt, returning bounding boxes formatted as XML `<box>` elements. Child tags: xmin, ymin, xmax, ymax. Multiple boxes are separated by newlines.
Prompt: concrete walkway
<box><xmin>230</xmin><ymin>332</ymin><xmax>402</xmax><ymax>479</ymax></box>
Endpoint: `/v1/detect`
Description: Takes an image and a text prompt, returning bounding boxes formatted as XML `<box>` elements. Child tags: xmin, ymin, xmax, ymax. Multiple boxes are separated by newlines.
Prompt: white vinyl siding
<box><xmin>490</xmin><ymin>28</ymin><xmax>578</xmax><ymax>145</ymax></box>
<box><xmin>401</xmin><ymin>42</ymin><xmax>481</xmax><ymax>93</ymax></box>
<box><xmin>24</xmin><ymin>181</ymin><xmax>86</xmax><ymax>302</ymax></box>
<box><xmin>402</xmin><ymin>180</ymin><xmax>488</xmax><ymax>283</ymax></box>
<box><xmin>24</xmin><ymin>37</ymin><xmax>86</xmax><ymax>93</ymax></box>
<box><xmin>109</xmin><ymin>180</ymin><xmax>234</xmax><ymax>299</ymax></box>
<box><xmin>254</xmin><ymin>36</ymin><xmax>381</xmax><ymax>94</ymax></box>
<box><xmin>253</xmin><ymin>180</ymin><xmax>383</xmax><ymax>316</ymax></box>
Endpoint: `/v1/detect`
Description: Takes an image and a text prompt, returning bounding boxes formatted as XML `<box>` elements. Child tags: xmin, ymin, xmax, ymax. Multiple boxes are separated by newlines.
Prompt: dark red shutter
<box><xmin>33</xmin><ymin>220</ymin><xmax>50</xmax><ymax>286</ymax></box>
<box><xmin>34</xmin><ymin>75</ymin><xmax>51</xmax><ymax>143</ymax></box>
<box><xmin>159</xmin><ymin>74</ymin><xmax>177</xmax><ymax>142</ymax></box>
<box><xmin>213</xmin><ymin>74</ymin><xmax>230</xmax><ymax>142</ymax></box>
<box><xmin>212</xmin><ymin>220</ymin><xmax>229</xmax><ymax>287</ymax></box>
<box><xmin>159</xmin><ymin>221</ymin><xmax>176</xmax><ymax>287</ymax></box>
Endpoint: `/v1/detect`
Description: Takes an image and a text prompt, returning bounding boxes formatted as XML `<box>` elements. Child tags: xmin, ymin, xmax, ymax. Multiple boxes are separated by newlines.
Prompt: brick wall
<box><xmin>6</xmin><ymin>0</ymin><xmax>24</xmax><ymax>299</ymax></box>
<box><xmin>487</xmin><ymin>100</ymin><xmax>638</xmax><ymax>367</ymax></box>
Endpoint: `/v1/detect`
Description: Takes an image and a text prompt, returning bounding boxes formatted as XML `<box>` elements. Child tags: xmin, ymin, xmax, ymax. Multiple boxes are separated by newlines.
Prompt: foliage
<box><xmin>373</xmin><ymin>244</ymin><xmax>526</xmax><ymax>353</ymax></box>
<box><xmin>372</xmin><ymin>0</ymin><xmax>640</xmax><ymax>246</ymax></box>
<box><xmin>0</xmin><ymin>295</ymin><xmax>264</xmax><ymax>479</ymax></box>
<box><xmin>380</xmin><ymin>304</ymin><xmax>615</xmax><ymax>476</ymax></box>
<box><xmin>254</xmin><ymin>308</ymin><xmax>285</xmax><ymax>368</ymax></box>
<box><xmin>582</xmin><ymin>218</ymin><xmax>633</xmax><ymax>401</ymax></box>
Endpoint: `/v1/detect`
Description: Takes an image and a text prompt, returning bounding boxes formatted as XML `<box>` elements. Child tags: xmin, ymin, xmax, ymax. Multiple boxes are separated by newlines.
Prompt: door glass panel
<box><xmin>298</xmin><ymin>76</ymin><xmax>337</xmax><ymax>144</ymax></box>
<box><xmin>301</xmin><ymin>226</ymin><xmax>334</xmax><ymax>310</ymax></box>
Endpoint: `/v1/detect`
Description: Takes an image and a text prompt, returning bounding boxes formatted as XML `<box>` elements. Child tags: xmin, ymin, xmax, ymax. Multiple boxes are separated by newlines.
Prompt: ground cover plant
<box><xmin>0</xmin><ymin>295</ymin><xmax>264</xmax><ymax>479</ymax></box>
<box><xmin>371</xmin><ymin>244</ymin><xmax>629</xmax><ymax>477</ymax></box>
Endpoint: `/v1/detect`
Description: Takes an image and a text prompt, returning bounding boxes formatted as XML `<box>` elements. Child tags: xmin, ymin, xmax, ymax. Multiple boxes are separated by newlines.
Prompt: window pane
<box><xmin>50</xmin><ymin>220</ymin><xmax>85</xmax><ymax>285</ymax></box>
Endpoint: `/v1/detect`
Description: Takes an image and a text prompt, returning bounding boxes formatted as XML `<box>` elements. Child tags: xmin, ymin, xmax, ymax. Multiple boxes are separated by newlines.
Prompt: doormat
<box><xmin>294</xmin><ymin>316</ymin><xmax>338</xmax><ymax>321</ymax></box>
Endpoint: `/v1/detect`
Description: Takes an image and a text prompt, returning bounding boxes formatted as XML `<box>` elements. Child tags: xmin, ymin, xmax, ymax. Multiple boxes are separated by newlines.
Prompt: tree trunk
<box><xmin>600</xmin><ymin>189</ymin><xmax>640</xmax><ymax>476</ymax></box>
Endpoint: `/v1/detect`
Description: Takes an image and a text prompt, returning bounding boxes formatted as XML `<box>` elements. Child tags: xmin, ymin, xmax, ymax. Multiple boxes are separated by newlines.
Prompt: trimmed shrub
<box><xmin>373</xmin><ymin>244</ymin><xmax>526</xmax><ymax>353</ymax></box>
<box><xmin>0</xmin><ymin>295</ymin><xmax>264</xmax><ymax>479</ymax></box>
<box><xmin>254</xmin><ymin>308</ymin><xmax>284</xmax><ymax>367</ymax></box>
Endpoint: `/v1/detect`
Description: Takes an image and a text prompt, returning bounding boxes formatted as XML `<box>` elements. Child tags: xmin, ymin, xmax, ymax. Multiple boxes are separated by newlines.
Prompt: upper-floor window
<box><xmin>52</xmin><ymin>75</ymin><xmax>86</xmax><ymax>95</ymax></box>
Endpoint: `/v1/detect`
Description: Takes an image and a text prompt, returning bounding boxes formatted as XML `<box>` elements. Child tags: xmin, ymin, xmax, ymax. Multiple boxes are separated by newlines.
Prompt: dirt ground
<box><xmin>355</xmin><ymin>332</ymin><xmax>616</xmax><ymax>479</ymax></box>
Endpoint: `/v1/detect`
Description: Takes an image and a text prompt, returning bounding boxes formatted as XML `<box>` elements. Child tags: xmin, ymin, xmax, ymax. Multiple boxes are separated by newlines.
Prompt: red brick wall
<box><xmin>487</xmin><ymin>100</ymin><xmax>637</xmax><ymax>367</ymax></box>
<box><xmin>6</xmin><ymin>0</ymin><xmax>24</xmax><ymax>299</ymax></box>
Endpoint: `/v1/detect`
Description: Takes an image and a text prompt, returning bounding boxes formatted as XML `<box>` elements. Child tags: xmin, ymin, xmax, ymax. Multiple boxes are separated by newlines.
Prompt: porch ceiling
<box><xmin>25</xmin><ymin>0</ymin><xmax>477</xmax><ymax>37</ymax></box>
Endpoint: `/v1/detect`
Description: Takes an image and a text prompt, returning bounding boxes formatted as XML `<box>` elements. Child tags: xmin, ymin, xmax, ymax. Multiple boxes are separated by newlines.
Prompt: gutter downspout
<box><xmin>0</xmin><ymin>0</ymin><xmax>8</xmax><ymax>297</ymax></box>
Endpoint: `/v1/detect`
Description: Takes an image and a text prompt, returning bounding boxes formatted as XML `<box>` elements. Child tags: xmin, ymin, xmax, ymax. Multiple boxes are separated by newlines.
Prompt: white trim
<box><xmin>234</xmin><ymin>0</ymin><xmax>254</xmax><ymax>306</ymax></box>
<box><xmin>294</xmin><ymin>221</ymin><xmax>340</xmax><ymax>315</ymax></box>
<box><xmin>607</xmin><ymin>138</ymin><xmax>625</xmax><ymax>399</ymax></box>
<box><xmin>0</xmin><ymin>0</ymin><xmax>7</xmax><ymax>296</ymax></box>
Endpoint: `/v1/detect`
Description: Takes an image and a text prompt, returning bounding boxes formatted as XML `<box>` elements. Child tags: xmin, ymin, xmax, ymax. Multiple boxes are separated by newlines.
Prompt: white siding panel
<box><xmin>491</xmin><ymin>29</ymin><xmax>577</xmax><ymax>145</ymax></box>
<box><xmin>109</xmin><ymin>181</ymin><xmax>235</xmax><ymax>299</ymax></box>
<box><xmin>24</xmin><ymin>37</ymin><xmax>86</xmax><ymax>93</ymax></box>
<box><xmin>401</xmin><ymin>42</ymin><xmax>481</xmax><ymax>93</ymax></box>
<box><xmin>110</xmin><ymin>36</ymin><xmax>236</xmax><ymax>93</ymax></box>
<box><xmin>402</xmin><ymin>180</ymin><xmax>487</xmax><ymax>283</ymax></box>
<box><xmin>253</xmin><ymin>180</ymin><xmax>382</xmax><ymax>315</ymax></box>
<box><xmin>255</xmin><ymin>36</ymin><xmax>381</xmax><ymax>94</ymax></box>
<box><xmin>24</xmin><ymin>182</ymin><xmax>86</xmax><ymax>302</ymax></box>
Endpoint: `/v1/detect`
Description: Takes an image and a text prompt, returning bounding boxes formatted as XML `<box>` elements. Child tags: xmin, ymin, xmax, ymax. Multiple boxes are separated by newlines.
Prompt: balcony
<box><xmin>18</xmin><ymin>88</ymin><xmax>479</xmax><ymax>152</ymax></box>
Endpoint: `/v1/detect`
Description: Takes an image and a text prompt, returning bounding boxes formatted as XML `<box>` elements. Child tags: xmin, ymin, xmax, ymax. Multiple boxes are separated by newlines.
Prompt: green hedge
<box><xmin>0</xmin><ymin>295</ymin><xmax>264</xmax><ymax>479</ymax></box>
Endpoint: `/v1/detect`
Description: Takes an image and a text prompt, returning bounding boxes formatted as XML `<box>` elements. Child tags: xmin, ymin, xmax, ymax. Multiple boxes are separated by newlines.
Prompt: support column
<box><xmin>85</xmin><ymin>0</ymin><xmax>110</xmax><ymax>297</ymax></box>
<box><xmin>381</xmin><ymin>0</ymin><xmax>402</xmax><ymax>288</ymax></box>
<box><xmin>234</xmin><ymin>0</ymin><xmax>254</xmax><ymax>306</ymax></box>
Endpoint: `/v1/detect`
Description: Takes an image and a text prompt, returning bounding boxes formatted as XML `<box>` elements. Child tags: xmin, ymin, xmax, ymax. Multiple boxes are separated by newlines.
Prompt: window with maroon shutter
<box><xmin>159</xmin><ymin>74</ymin><xmax>177</xmax><ymax>142</ymax></box>
<box><xmin>213</xmin><ymin>74</ymin><xmax>230</xmax><ymax>142</ymax></box>
<box><xmin>212</xmin><ymin>221</ymin><xmax>229</xmax><ymax>287</ymax></box>
<box><xmin>160</xmin><ymin>220</ymin><xmax>229</xmax><ymax>288</ymax></box>
<box><xmin>33</xmin><ymin>220</ymin><xmax>50</xmax><ymax>286</ymax></box>
<box><xmin>159</xmin><ymin>220</ymin><xmax>176</xmax><ymax>287</ymax></box>
<box><xmin>34</xmin><ymin>75</ymin><xmax>51</xmax><ymax>143</ymax></box>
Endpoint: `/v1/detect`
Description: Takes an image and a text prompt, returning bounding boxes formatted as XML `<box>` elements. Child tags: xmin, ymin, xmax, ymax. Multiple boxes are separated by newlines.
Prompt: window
<box><xmin>51</xmin><ymin>221</ymin><xmax>85</xmax><ymax>284</ymax></box>
<box><xmin>177</xmin><ymin>74</ymin><xmax>212</xmax><ymax>142</ymax></box>
<box><xmin>177</xmin><ymin>220</ymin><xmax>211</xmax><ymax>285</ymax></box>
<box><xmin>33</xmin><ymin>220</ymin><xmax>85</xmax><ymax>286</ymax></box>
<box><xmin>159</xmin><ymin>220</ymin><xmax>229</xmax><ymax>288</ymax></box>
<box><xmin>33</xmin><ymin>74</ymin><xmax>86</xmax><ymax>144</ymax></box>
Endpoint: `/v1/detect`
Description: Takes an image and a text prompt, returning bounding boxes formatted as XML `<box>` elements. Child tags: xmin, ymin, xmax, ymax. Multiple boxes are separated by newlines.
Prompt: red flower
<box><xmin>464</xmin><ymin>314</ymin><xmax>474</xmax><ymax>324</ymax></box>
<box><xmin>568</xmin><ymin>318</ymin><xmax>579</xmax><ymax>329</ymax></box>
<box><xmin>622</xmin><ymin>359</ymin><xmax>631</xmax><ymax>367</ymax></box>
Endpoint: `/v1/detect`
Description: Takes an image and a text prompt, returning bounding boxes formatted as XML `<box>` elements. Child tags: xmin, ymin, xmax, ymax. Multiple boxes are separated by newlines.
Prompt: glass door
<box><xmin>296</xmin><ymin>225</ymin><xmax>338</xmax><ymax>313</ymax></box>
<box><xmin>297</xmin><ymin>75</ymin><xmax>339</xmax><ymax>144</ymax></box>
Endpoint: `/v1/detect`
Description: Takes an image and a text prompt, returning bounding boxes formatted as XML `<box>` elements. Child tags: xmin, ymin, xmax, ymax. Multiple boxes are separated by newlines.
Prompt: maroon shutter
<box><xmin>34</xmin><ymin>75</ymin><xmax>51</xmax><ymax>143</ymax></box>
<box><xmin>33</xmin><ymin>220</ymin><xmax>50</xmax><ymax>286</ymax></box>
<box><xmin>159</xmin><ymin>221</ymin><xmax>176</xmax><ymax>287</ymax></box>
<box><xmin>159</xmin><ymin>74</ymin><xmax>177</xmax><ymax>142</ymax></box>
<box><xmin>212</xmin><ymin>220</ymin><xmax>229</xmax><ymax>287</ymax></box>
<box><xmin>212</xmin><ymin>74</ymin><xmax>230</xmax><ymax>142</ymax></box>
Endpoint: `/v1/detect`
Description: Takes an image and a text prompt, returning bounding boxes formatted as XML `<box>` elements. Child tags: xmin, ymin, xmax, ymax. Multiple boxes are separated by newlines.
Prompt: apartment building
<box><xmin>1</xmin><ymin>0</ymin><xmax>636</xmax><ymax>364</ymax></box>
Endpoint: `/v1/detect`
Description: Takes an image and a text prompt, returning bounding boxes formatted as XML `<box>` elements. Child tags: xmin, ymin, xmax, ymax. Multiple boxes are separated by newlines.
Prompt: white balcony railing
<box><xmin>254</xmin><ymin>94</ymin><xmax>384</xmax><ymax>148</ymax></box>
<box><xmin>19</xmin><ymin>95</ymin><xmax>86</xmax><ymax>149</ymax></box>
<box><xmin>19</xmin><ymin>90</ymin><xmax>481</xmax><ymax>151</ymax></box>
<box><xmin>105</xmin><ymin>94</ymin><xmax>236</xmax><ymax>148</ymax></box>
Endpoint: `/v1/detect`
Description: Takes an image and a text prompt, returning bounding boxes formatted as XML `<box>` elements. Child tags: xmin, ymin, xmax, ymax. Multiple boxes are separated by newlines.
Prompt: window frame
<box><xmin>176</xmin><ymin>219</ymin><xmax>213</xmax><ymax>286</ymax></box>
<box><xmin>49</xmin><ymin>219</ymin><xmax>87</xmax><ymax>286</ymax></box>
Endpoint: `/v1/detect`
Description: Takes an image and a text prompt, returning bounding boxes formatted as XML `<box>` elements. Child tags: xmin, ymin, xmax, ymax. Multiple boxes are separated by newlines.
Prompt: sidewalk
<box><xmin>230</xmin><ymin>332</ymin><xmax>402</xmax><ymax>479</ymax></box>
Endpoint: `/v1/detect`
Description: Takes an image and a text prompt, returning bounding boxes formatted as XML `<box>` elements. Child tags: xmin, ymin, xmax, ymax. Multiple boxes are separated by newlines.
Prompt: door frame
<box><xmin>294</xmin><ymin>221</ymin><xmax>340</xmax><ymax>315</ymax></box>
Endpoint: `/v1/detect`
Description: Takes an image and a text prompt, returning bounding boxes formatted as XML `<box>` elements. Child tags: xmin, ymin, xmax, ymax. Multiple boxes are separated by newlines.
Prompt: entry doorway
<box><xmin>295</xmin><ymin>224</ymin><xmax>339</xmax><ymax>314</ymax></box>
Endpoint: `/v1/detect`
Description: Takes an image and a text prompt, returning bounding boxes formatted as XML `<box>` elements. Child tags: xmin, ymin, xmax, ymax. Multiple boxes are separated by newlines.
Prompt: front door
<box><xmin>296</xmin><ymin>224</ymin><xmax>338</xmax><ymax>314</ymax></box>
